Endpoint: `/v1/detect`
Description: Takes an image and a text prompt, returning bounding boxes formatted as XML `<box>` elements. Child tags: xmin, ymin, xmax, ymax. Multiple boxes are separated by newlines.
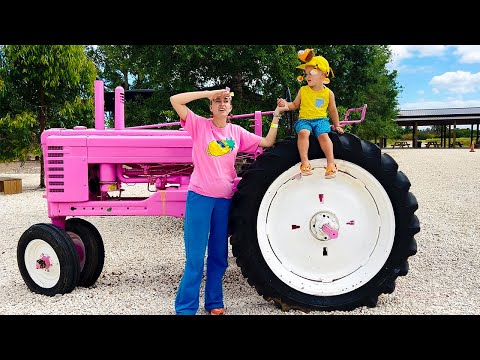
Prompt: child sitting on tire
<box><xmin>277</xmin><ymin>49</ymin><xmax>343</xmax><ymax>178</ymax></box>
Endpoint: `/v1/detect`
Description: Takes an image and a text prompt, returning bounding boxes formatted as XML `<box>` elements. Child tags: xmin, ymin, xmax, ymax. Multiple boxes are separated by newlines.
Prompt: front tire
<box><xmin>65</xmin><ymin>218</ymin><xmax>105</xmax><ymax>288</ymax></box>
<box><xmin>229</xmin><ymin>133</ymin><xmax>419</xmax><ymax>312</ymax></box>
<box><xmin>17</xmin><ymin>223</ymin><xmax>80</xmax><ymax>296</ymax></box>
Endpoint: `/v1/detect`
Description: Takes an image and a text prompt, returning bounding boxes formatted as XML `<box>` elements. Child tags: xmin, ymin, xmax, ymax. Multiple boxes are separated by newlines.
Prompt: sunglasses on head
<box><xmin>303</xmin><ymin>68</ymin><xmax>321</xmax><ymax>76</ymax></box>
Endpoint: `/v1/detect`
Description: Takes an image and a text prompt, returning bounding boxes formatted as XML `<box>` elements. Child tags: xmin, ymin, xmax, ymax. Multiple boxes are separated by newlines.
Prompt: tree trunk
<box><xmin>232</xmin><ymin>72</ymin><xmax>243</xmax><ymax>99</ymax></box>
<box><xmin>39</xmin><ymin>87</ymin><xmax>46</xmax><ymax>188</ymax></box>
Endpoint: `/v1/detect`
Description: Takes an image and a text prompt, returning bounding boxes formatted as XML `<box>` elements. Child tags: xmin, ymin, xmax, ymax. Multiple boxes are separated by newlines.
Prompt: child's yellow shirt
<box><xmin>299</xmin><ymin>85</ymin><xmax>330</xmax><ymax>119</ymax></box>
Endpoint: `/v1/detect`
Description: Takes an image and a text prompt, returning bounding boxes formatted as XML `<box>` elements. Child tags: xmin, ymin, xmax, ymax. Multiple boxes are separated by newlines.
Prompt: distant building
<box><xmin>395</xmin><ymin>107</ymin><xmax>480</xmax><ymax>148</ymax></box>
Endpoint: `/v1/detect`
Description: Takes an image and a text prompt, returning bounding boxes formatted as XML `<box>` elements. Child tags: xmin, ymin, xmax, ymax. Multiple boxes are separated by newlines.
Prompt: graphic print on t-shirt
<box><xmin>206</xmin><ymin>138</ymin><xmax>236</xmax><ymax>156</ymax></box>
<box><xmin>315</xmin><ymin>98</ymin><xmax>325</xmax><ymax>108</ymax></box>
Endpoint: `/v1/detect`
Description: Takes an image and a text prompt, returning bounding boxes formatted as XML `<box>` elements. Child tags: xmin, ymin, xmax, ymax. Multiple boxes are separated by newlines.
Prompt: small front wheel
<box><xmin>65</xmin><ymin>218</ymin><xmax>105</xmax><ymax>288</ymax></box>
<box><xmin>17</xmin><ymin>223</ymin><xmax>80</xmax><ymax>296</ymax></box>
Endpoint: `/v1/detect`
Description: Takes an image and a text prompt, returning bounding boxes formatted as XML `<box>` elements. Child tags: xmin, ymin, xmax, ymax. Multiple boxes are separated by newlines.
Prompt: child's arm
<box><xmin>328</xmin><ymin>90</ymin><xmax>344</xmax><ymax>134</ymax></box>
<box><xmin>277</xmin><ymin>91</ymin><xmax>301</xmax><ymax>111</ymax></box>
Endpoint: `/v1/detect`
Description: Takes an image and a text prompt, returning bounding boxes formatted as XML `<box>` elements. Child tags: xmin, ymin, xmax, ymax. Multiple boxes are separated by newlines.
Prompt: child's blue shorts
<box><xmin>294</xmin><ymin>118</ymin><xmax>331</xmax><ymax>137</ymax></box>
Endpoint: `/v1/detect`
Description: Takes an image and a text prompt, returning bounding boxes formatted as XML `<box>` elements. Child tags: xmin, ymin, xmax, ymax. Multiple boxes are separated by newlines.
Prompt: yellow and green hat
<box><xmin>296</xmin><ymin>55</ymin><xmax>334</xmax><ymax>84</ymax></box>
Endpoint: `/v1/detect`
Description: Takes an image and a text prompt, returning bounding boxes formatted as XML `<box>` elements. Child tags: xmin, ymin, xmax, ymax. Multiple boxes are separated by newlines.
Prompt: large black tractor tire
<box><xmin>17</xmin><ymin>223</ymin><xmax>80</xmax><ymax>296</ymax></box>
<box><xmin>229</xmin><ymin>133</ymin><xmax>420</xmax><ymax>312</ymax></box>
<box><xmin>65</xmin><ymin>218</ymin><xmax>105</xmax><ymax>288</ymax></box>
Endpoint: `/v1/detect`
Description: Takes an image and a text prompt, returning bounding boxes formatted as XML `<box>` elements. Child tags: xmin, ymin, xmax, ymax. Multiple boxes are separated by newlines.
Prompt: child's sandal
<box><xmin>325</xmin><ymin>164</ymin><xmax>338</xmax><ymax>179</ymax></box>
<box><xmin>300</xmin><ymin>163</ymin><xmax>313</xmax><ymax>176</ymax></box>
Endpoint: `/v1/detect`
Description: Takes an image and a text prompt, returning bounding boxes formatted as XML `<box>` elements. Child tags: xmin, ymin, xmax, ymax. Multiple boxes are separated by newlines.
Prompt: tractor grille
<box><xmin>46</xmin><ymin>147</ymin><xmax>65</xmax><ymax>193</ymax></box>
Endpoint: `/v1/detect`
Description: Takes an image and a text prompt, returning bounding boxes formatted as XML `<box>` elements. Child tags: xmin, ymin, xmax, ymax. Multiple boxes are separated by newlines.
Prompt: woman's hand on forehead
<box><xmin>209</xmin><ymin>88</ymin><xmax>234</xmax><ymax>102</ymax></box>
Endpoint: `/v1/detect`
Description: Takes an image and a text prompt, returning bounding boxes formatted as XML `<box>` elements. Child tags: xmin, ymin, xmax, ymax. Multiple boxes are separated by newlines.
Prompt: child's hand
<box><xmin>277</xmin><ymin>98</ymin><xmax>287</xmax><ymax>108</ymax></box>
<box><xmin>276</xmin><ymin>99</ymin><xmax>289</xmax><ymax>114</ymax></box>
<box><xmin>334</xmin><ymin>126</ymin><xmax>344</xmax><ymax>135</ymax></box>
<box><xmin>279</xmin><ymin>103</ymin><xmax>289</xmax><ymax>113</ymax></box>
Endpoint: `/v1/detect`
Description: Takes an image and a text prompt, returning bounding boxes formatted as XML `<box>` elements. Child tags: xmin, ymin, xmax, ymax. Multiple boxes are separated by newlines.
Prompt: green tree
<box><xmin>0</xmin><ymin>45</ymin><xmax>97</xmax><ymax>187</ymax></box>
<box><xmin>91</xmin><ymin>45</ymin><xmax>400</xmax><ymax>141</ymax></box>
<box><xmin>430</xmin><ymin>125</ymin><xmax>443</xmax><ymax>136</ymax></box>
<box><xmin>86</xmin><ymin>45</ymin><xmax>175</xmax><ymax>129</ymax></box>
<box><xmin>0</xmin><ymin>58</ymin><xmax>37</xmax><ymax>160</ymax></box>
<box><xmin>90</xmin><ymin>45</ymin><xmax>300</xmax><ymax>137</ymax></box>
<box><xmin>316</xmin><ymin>45</ymin><xmax>402</xmax><ymax>141</ymax></box>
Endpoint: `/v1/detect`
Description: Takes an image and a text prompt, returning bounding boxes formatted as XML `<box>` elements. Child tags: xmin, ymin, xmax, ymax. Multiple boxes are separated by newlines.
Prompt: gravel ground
<box><xmin>1</xmin><ymin>148</ymin><xmax>479</xmax><ymax>315</ymax></box>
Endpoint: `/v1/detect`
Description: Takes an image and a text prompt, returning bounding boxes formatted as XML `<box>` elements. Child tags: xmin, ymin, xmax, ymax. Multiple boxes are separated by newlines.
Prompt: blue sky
<box><xmin>388</xmin><ymin>45</ymin><xmax>480</xmax><ymax>110</ymax></box>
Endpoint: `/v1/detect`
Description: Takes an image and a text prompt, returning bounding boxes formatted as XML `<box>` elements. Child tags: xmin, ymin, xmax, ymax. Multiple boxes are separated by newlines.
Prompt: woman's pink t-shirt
<box><xmin>181</xmin><ymin>109</ymin><xmax>263</xmax><ymax>199</ymax></box>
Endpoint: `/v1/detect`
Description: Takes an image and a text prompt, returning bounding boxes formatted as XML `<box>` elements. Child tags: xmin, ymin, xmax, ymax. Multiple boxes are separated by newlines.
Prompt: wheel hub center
<box><xmin>309</xmin><ymin>211</ymin><xmax>340</xmax><ymax>241</ymax></box>
<box><xmin>36</xmin><ymin>253</ymin><xmax>52</xmax><ymax>271</ymax></box>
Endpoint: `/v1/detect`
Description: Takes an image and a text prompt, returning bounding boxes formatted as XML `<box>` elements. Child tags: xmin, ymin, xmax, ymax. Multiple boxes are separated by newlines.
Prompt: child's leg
<box><xmin>297</xmin><ymin>129</ymin><xmax>311</xmax><ymax>166</ymax></box>
<box><xmin>294</xmin><ymin>120</ymin><xmax>314</xmax><ymax>175</ymax></box>
<box><xmin>318</xmin><ymin>134</ymin><xmax>337</xmax><ymax>178</ymax></box>
<box><xmin>318</xmin><ymin>133</ymin><xmax>335</xmax><ymax>167</ymax></box>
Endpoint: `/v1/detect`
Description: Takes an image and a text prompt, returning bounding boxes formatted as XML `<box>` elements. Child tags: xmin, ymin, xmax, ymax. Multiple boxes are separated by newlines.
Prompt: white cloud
<box><xmin>389</xmin><ymin>45</ymin><xmax>480</xmax><ymax>66</ymax></box>
<box><xmin>389</xmin><ymin>45</ymin><xmax>449</xmax><ymax>68</ymax></box>
<box><xmin>452</xmin><ymin>45</ymin><xmax>480</xmax><ymax>63</ymax></box>
<box><xmin>429</xmin><ymin>71</ymin><xmax>480</xmax><ymax>94</ymax></box>
<box><xmin>401</xmin><ymin>98</ymin><xmax>480</xmax><ymax>110</ymax></box>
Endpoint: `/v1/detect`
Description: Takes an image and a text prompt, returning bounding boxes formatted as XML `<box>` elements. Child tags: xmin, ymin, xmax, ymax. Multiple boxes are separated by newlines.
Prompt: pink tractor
<box><xmin>17</xmin><ymin>80</ymin><xmax>419</xmax><ymax>312</ymax></box>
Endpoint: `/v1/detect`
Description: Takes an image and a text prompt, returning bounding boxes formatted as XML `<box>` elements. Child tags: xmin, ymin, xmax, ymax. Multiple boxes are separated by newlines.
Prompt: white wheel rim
<box><xmin>24</xmin><ymin>239</ymin><xmax>61</xmax><ymax>289</ymax></box>
<box><xmin>257</xmin><ymin>159</ymin><xmax>395</xmax><ymax>296</ymax></box>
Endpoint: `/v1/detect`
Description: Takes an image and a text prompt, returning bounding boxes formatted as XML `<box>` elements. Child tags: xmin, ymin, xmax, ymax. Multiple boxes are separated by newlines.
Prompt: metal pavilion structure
<box><xmin>395</xmin><ymin>107</ymin><xmax>480</xmax><ymax>148</ymax></box>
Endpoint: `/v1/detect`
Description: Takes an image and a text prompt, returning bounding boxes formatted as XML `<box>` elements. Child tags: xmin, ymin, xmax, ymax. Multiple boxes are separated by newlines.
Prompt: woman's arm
<box><xmin>170</xmin><ymin>89</ymin><xmax>229</xmax><ymax>120</ymax></box>
<box><xmin>258</xmin><ymin>103</ymin><xmax>289</xmax><ymax>148</ymax></box>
